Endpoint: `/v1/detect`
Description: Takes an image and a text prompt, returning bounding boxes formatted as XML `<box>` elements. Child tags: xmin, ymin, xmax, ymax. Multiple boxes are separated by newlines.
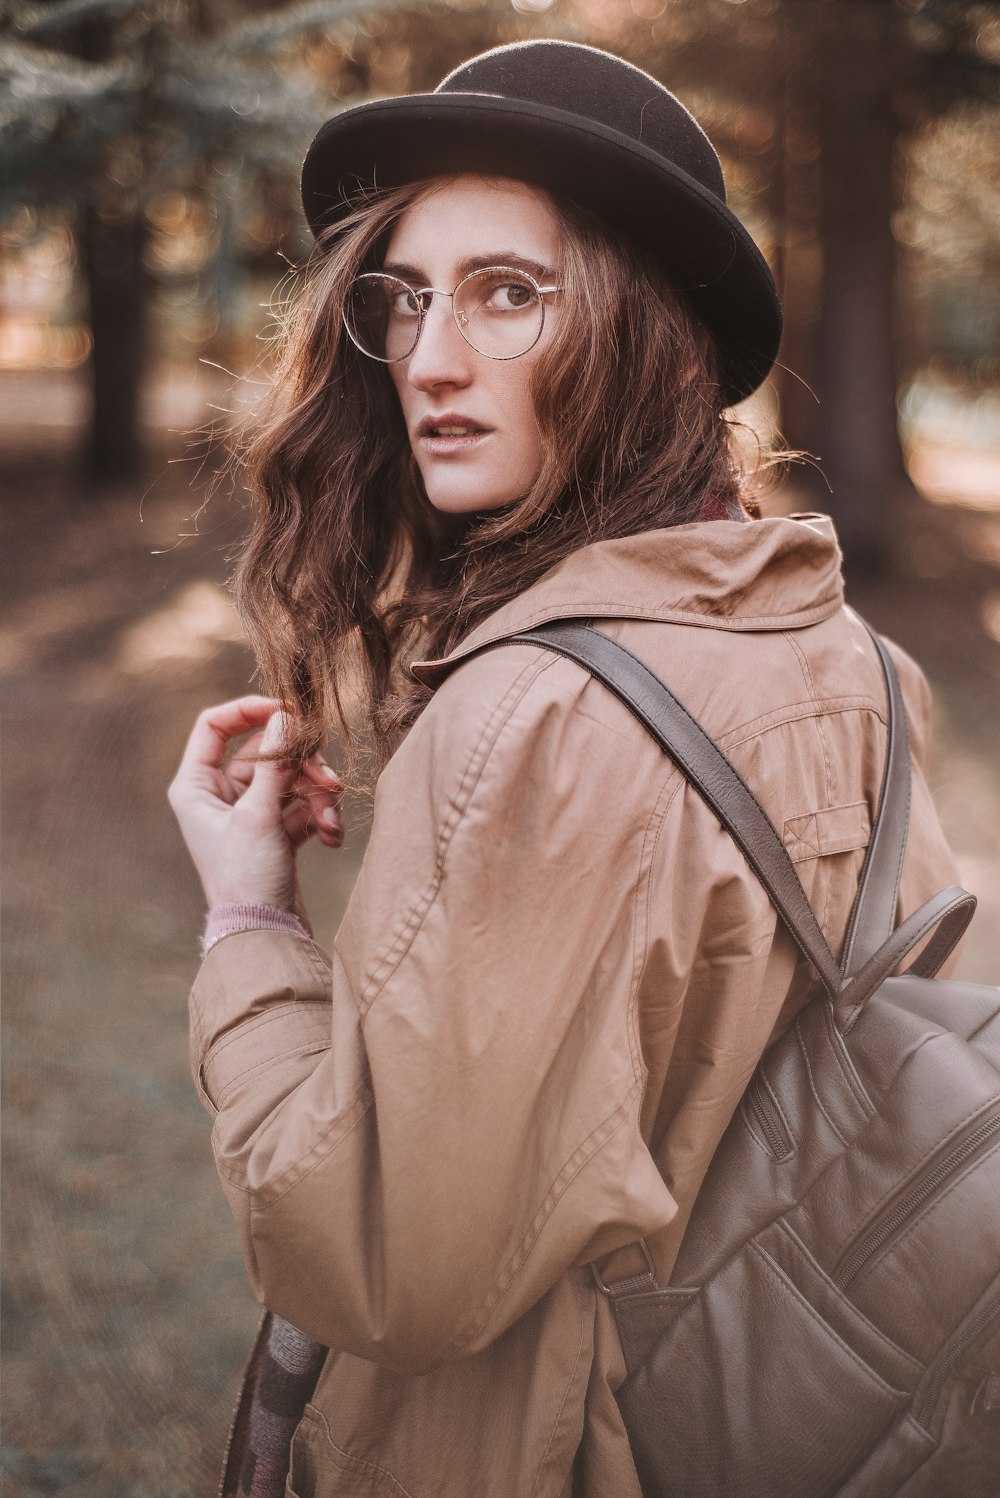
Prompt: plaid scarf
<box><xmin>220</xmin><ymin>1313</ymin><xmax>327</xmax><ymax>1498</ymax></box>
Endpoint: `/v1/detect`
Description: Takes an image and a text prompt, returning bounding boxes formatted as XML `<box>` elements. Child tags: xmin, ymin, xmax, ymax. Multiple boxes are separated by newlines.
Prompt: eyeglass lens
<box><xmin>344</xmin><ymin>268</ymin><xmax>545</xmax><ymax>362</ymax></box>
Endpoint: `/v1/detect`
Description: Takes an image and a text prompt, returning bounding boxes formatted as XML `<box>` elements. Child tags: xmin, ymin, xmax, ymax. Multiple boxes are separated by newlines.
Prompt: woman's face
<box><xmin>382</xmin><ymin>175</ymin><xmax>562</xmax><ymax>514</ymax></box>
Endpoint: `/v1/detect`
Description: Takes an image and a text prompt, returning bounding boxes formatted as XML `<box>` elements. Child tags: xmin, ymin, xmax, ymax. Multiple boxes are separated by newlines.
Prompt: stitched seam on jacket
<box><xmin>451</xmin><ymin>1081</ymin><xmax>643</xmax><ymax>1355</ymax></box>
<box><xmin>786</xmin><ymin>820</ymin><xmax>821</xmax><ymax>857</ymax></box>
<box><xmin>229</xmin><ymin>650</ymin><xmax>627</xmax><ymax>1208</ymax></box>
<box><xmin>211</xmin><ymin>1039</ymin><xmax>332</xmax><ymax>1107</ymax></box>
<box><xmin>748</xmin><ymin>1241</ymin><xmax>907</xmax><ymax>1397</ymax></box>
<box><xmin>722</xmin><ymin>699</ymin><xmax>888</xmax><ymax>753</ymax></box>
<box><xmin>191</xmin><ymin>937</ymin><xmax>331</xmax><ymax>1057</ymax></box>
<box><xmin>355</xmin><ymin>653</ymin><xmax>559</xmax><ymax>1021</ymax></box>
<box><xmin>432</xmin><ymin>602</ymin><xmax>842</xmax><ymax>669</ymax></box>
<box><xmin>782</xmin><ymin>633</ymin><xmax>834</xmax><ymax>806</ymax></box>
<box><xmin>868</xmin><ymin>633</ymin><xmax>913</xmax><ymax>943</ymax></box>
<box><xmin>794</xmin><ymin>1015</ymin><xmax>850</xmax><ymax>1145</ymax></box>
<box><xmin>788</xmin><ymin>834</ymin><xmax>873</xmax><ymax>863</ymax></box>
<box><xmin>782</xmin><ymin>633</ymin><xmax>837</xmax><ymax>936</ymax></box>
<box><xmin>217</xmin><ymin>1086</ymin><xmax>374</xmax><ymax>1197</ymax></box>
<box><xmin>189</xmin><ymin>990</ymin><xmax>208</xmax><ymax>1052</ymax></box>
<box><xmin>577</xmin><ymin>631</ymin><xmax>843</xmax><ymax>950</ymax></box>
<box><xmin>197</xmin><ymin>934</ymin><xmax>333</xmax><ymax>1052</ymax></box>
<box><xmin>209</xmin><ymin>935</ymin><xmax>333</xmax><ymax>988</ymax></box>
<box><xmin>306</xmin><ymin>1405</ymin><xmax>416</xmax><ymax>1497</ymax></box>
<box><xmin>527</xmin><ymin>1271</ymin><xmax>591</xmax><ymax>1498</ymax></box>
<box><xmin>202</xmin><ymin>1001</ymin><xmax>330</xmax><ymax>1062</ymax></box>
<box><xmin>631</xmin><ymin>769</ymin><xmax>686</xmax><ymax>1089</ymax></box>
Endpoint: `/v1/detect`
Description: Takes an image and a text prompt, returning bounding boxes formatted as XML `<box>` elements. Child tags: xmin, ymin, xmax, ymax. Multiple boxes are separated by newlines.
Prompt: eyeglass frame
<box><xmin>342</xmin><ymin>264</ymin><xmax>563</xmax><ymax>364</ymax></box>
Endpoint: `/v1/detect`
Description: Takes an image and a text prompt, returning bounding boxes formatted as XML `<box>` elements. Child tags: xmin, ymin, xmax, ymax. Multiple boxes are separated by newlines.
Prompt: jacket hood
<box><xmin>410</xmin><ymin>513</ymin><xmax>844</xmax><ymax>687</ymax></box>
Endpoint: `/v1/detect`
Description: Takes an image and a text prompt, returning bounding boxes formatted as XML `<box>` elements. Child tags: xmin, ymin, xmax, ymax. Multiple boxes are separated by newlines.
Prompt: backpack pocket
<box><xmin>834</xmin><ymin>1107</ymin><xmax>1000</xmax><ymax>1357</ymax></box>
<box><xmin>618</xmin><ymin>1220</ymin><xmax>918</xmax><ymax>1498</ymax></box>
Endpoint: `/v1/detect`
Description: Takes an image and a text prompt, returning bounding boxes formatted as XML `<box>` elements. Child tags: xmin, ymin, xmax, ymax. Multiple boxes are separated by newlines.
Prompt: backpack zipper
<box><xmin>743</xmin><ymin>1077</ymin><xmax>794</xmax><ymax>1162</ymax></box>
<box><xmin>912</xmin><ymin>1291</ymin><xmax>1000</xmax><ymax>1431</ymax></box>
<box><xmin>833</xmin><ymin>1107</ymin><xmax>1000</xmax><ymax>1289</ymax></box>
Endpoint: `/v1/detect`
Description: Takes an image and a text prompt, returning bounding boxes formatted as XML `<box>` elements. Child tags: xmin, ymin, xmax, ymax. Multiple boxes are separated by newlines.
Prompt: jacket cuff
<box><xmin>190</xmin><ymin>929</ymin><xmax>333</xmax><ymax>1111</ymax></box>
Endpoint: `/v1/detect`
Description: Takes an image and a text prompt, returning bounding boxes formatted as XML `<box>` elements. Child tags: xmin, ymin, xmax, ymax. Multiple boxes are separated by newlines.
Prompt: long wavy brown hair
<box><xmin>233</xmin><ymin>174</ymin><xmax>762</xmax><ymax>788</ymax></box>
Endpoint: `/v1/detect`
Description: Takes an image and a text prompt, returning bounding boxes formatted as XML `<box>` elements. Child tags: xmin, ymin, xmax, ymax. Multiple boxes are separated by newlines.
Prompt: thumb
<box><xmin>242</xmin><ymin>708</ymin><xmax>297</xmax><ymax>809</ymax></box>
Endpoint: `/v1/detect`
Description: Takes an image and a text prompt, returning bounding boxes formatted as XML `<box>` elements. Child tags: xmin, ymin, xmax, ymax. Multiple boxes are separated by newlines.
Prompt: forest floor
<box><xmin>3</xmin><ymin>372</ymin><xmax>999</xmax><ymax>1496</ymax></box>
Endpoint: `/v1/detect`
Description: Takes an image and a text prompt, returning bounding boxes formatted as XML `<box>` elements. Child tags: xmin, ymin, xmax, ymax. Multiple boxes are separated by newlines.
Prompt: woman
<box><xmin>168</xmin><ymin>40</ymin><xmax>958</xmax><ymax>1498</ymax></box>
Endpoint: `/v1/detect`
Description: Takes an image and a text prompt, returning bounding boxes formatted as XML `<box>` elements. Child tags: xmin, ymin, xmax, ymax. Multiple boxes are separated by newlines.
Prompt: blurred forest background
<box><xmin>2</xmin><ymin>2</ymin><xmax>999</xmax><ymax>1494</ymax></box>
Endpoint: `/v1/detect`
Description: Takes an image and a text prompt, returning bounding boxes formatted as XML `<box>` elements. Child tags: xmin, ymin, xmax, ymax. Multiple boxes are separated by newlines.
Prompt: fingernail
<box><xmin>321</xmin><ymin>807</ymin><xmax>340</xmax><ymax>828</ymax></box>
<box><xmin>319</xmin><ymin>766</ymin><xmax>343</xmax><ymax>787</ymax></box>
<box><xmin>263</xmin><ymin>710</ymin><xmax>293</xmax><ymax>752</ymax></box>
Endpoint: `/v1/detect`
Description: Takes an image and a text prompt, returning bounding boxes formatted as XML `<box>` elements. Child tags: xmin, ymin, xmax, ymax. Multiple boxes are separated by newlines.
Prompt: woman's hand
<box><xmin>168</xmin><ymin>696</ymin><xmax>344</xmax><ymax>912</ymax></box>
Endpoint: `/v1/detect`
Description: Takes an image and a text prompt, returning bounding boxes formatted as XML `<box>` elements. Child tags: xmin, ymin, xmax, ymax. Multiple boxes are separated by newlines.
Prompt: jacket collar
<box><xmin>410</xmin><ymin>513</ymin><xmax>844</xmax><ymax>686</ymax></box>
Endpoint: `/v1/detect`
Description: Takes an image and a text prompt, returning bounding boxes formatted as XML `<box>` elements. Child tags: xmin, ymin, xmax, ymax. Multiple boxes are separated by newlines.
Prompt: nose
<box><xmin>404</xmin><ymin>293</ymin><xmax>474</xmax><ymax>391</ymax></box>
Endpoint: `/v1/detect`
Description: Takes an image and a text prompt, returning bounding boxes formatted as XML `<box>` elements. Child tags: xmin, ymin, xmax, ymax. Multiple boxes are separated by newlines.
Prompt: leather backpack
<box><xmin>496</xmin><ymin>619</ymin><xmax>1000</xmax><ymax>1498</ymax></box>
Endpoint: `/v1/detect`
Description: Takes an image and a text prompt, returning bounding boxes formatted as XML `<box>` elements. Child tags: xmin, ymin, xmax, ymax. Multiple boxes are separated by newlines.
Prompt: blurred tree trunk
<box><xmin>773</xmin><ymin>1</ymin><xmax>824</xmax><ymax>490</ymax></box>
<box><xmin>81</xmin><ymin>206</ymin><xmax>148</xmax><ymax>481</ymax></box>
<box><xmin>78</xmin><ymin>13</ymin><xmax>148</xmax><ymax>483</ymax></box>
<box><xmin>813</xmin><ymin>0</ymin><xmax>912</xmax><ymax>574</ymax></box>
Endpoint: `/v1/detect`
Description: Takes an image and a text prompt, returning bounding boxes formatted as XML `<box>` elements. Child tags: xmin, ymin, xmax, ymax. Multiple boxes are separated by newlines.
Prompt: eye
<box><xmin>388</xmin><ymin>286</ymin><xmax>427</xmax><ymax>319</ymax></box>
<box><xmin>473</xmin><ymin>272</ymin><xmax>540</xmax><ymax>314</ymax></box>
<box><xmin>492</xmin><ymin>279</ymin><xmax>537</xmax><ymax>311</ymax></box>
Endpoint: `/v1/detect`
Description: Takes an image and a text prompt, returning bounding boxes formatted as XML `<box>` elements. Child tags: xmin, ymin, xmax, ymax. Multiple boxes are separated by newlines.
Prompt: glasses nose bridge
<box><xmin>413</xmin><ymin>283</ymin><xmax>470</xmax><ymax>353</ymax></box>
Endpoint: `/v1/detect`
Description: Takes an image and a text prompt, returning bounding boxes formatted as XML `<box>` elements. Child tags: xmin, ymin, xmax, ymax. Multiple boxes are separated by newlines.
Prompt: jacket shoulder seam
<box><xmin>355</xmin><ymin>651</ymin><xmax>561</xmax><ymax>1020</ymax></box>
<box><xmin>240</xmin><ymin>1083</ymin><xmax>375</xmax><ymax>1205</ymax></box>
<box><xmin>718</xmin><ymin>695</ymin><xmax>888</xmax><ymax>753</ymax></box>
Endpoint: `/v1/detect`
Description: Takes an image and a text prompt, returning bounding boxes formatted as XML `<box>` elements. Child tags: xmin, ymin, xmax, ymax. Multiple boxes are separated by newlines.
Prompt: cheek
<box><xmin>505</xmin><ymin>368</ymin><xmax>544</xmax><ymax>464</ymax></box>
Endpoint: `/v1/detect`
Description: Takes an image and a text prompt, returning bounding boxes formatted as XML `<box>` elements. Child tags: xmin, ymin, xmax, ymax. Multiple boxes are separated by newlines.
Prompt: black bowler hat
<box><xmin>301</xmin><ymin>39</ymin><xmax>782</xmax><ymax>406</ymax></box>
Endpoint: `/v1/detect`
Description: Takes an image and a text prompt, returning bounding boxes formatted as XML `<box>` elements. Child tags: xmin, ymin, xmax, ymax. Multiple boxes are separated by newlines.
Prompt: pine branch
<box><xmin>159</xmin><ymin>63</ymin><xmax>324</xmax><ymax>140</ymax></box>
<box><xmin>215</xmin><ymin>0</ymin><xmax>426</xmax><ymax>56</ymax></box>
<box><xmin>8</xmin><ymin>0</ymin><xmax>145</xmax><ymax>39</ymax></box>
<box><xmin>0</xmin><ymin>37</ymin><xmax>134</xmax><ymax>107</ymax></box>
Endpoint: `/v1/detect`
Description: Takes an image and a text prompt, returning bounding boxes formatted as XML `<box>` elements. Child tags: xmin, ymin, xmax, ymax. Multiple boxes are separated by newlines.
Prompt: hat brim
<box><xmin>301</xmin><ymin>92</ymin><xmax>781</xmax><ymax>406</ymax></box>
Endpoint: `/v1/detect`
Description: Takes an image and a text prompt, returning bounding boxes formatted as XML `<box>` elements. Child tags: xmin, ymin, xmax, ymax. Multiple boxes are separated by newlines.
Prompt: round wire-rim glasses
<box><xmin>343</xmin><ymin>264</ymin><xmax>562</xmax><ymax>364</ymax></box>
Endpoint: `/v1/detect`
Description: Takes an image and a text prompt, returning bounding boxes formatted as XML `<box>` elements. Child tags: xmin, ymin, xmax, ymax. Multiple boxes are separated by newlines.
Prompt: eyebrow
<box><xmin>379</xmin><ymin>251</ymin><xmax>560</xmax><ymax>284</ymax></box>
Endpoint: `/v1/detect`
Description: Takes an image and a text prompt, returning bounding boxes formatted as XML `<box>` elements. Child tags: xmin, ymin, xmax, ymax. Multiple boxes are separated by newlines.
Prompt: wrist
<box><xmin>200</xmin><ymin>877</ymin><xmax>296</xmax><ymax>912</ymax></box>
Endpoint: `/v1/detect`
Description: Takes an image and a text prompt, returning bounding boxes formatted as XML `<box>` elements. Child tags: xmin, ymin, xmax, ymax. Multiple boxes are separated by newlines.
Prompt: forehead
<box><xmin>383</xmin><ymin>174</ymin><xmax>562</xmax><ymax>273</ymax></box>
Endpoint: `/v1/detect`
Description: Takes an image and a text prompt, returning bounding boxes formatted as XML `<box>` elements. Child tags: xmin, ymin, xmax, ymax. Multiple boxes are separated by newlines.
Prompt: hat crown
<box><xmin>437</xmin><ymin>40</ymin><xmax>726</xmax><ymax>205</ymax></box>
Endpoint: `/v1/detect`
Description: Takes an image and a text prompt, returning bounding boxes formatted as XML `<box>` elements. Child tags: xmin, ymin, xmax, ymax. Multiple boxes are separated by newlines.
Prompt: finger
<box><xmin>225</xmin><ymin>730</ymin><xmax>267</xmax><ymax>794</ymax></box>
<box><xmin>300</xmin><ymin>754</ymin><xmax>344</xmax><ymax>797</ymax></box>
<box><xmin>240</xmin><ymin>710</ymin><xmax>300</xmax><ymax>814</ymax></box>
<box><xmin>283</xmin><ymin>798</ymin><xmax>343</xmax><ymax>850</ymax></box>
<box><xmin>177</xmin><ymin>697</ymin><xmax>284</xmax><ymax>782</ymax></box>
<box><xmin>288</xmin><ymin>768</ymin><xmax>342</xmax><ymax>834</ymax></box>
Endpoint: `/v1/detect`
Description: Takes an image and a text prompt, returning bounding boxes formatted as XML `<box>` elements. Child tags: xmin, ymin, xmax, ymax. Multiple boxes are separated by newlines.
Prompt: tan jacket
<box><xmin>190</xmin><ymin>514</ymin><xmax>959</xmax><ymax>1498</ymax></box>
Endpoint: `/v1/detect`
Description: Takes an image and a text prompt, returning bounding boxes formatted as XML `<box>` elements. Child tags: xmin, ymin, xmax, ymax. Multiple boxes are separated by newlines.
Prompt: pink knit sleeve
<box><xmin>201</xmin><ymin>903</ymin><xmax>311</xmax><ymax>956</ymax></box>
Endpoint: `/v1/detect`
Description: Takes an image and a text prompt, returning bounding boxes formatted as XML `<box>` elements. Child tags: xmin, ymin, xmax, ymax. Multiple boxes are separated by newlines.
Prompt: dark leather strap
<box><xmin>838</xmin><ymin>625</ymin><xmax>912</xmax><ymax>977</ymax></box>
<box><xmin>504</xmin><ymin>622</ymin><xmax>844</xmax><ymax>1001</ymax></box>
<box><xmin>836</xmin><ymin>886</ymin><xmax>976</xmax><ymax>1030</ymax></box>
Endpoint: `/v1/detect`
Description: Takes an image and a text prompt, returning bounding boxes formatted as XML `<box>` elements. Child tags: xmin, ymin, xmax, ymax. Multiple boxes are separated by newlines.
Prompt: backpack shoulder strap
<box><xmin>838</xmin><ymin>623</ymin><xmax>912</xmax><ymax>977</ymax></box>
<box><xmin>500</xmin><ymin>621</ymin><xmax>843</xmax><ymax>1002</ymax></box>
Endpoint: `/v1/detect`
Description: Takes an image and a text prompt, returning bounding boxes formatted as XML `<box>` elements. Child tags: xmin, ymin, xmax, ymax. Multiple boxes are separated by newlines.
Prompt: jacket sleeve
<box><xmin>189</xmin><ymin>644</ymin><xmax>677</xmax><ymax>1374</ymax></box>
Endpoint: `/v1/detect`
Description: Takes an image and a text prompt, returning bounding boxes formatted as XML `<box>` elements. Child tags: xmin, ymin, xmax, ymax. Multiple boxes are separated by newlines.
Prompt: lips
<box><xmin>417</xmin><ymin>413</ymin><xmax>491</xmax><ymax>438</ymax></box>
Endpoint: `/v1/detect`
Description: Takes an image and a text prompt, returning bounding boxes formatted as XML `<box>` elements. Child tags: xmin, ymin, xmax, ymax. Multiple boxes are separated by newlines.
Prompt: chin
<box><xmin>422</xmin><ymin>480</ymin><xmax>516</xmax><ymax>515</ymax></box>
